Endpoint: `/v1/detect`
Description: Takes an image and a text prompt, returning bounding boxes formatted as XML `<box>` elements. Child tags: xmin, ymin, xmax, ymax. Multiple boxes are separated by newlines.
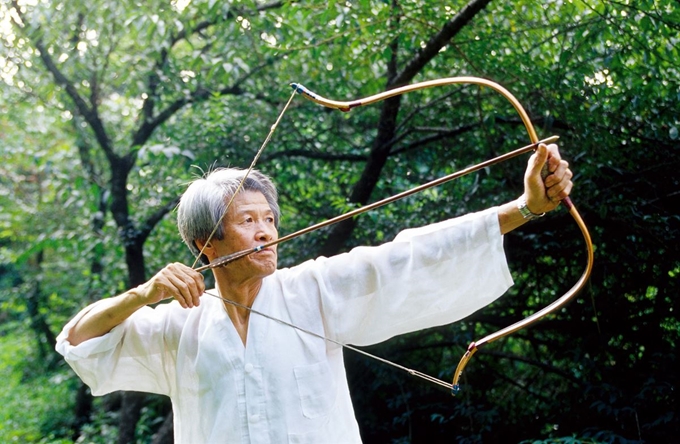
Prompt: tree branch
<box><xmin>10</xmin><ymin>3</ymin><xmax>116</xmax><ymax>162</ymax></box>
<box><xmin>393</xmin><ymin>0</ymin><xmax>493</xmax><ymax>87</ymax></box>
<box><xmin>138</xmin><ymin>195</ymin><xmax>182</xmax><ymax>245</ymax></box>
<box><xmin>129</xmin><ymin>54</ymin><xmax>277</xmax><ymax>153</ymax></box>
<box><xmin>262</xmin><ymin>149</ymin><xmax>366</xmax><ymax>163</ymax></box>
<box><xmin>386</xmin><ymin>123</ymin><xmax>481</xmax><ymax>156</ymax></box>
<box><xmin>131</xmin><ymin>0</ymin><xmax>284</xmax><ymax>150</ymax></box>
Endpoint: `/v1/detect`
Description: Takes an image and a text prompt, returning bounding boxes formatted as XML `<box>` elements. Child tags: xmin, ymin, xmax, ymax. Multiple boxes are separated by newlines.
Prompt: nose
<box><xmin>255</xmin><ymin>222</ymin><xmax>276</xmax><ymax>242</ymax></box>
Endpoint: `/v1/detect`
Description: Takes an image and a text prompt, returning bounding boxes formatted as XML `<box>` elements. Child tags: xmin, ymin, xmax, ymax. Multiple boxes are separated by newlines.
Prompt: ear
<box><xmin>194</xmin><ymin>239</ymin><xmax>217</xmax><ymax>262</ymax></box>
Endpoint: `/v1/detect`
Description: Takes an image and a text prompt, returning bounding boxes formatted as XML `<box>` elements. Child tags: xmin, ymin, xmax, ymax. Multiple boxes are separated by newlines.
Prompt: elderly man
<box><xmin>56</xmin><ymin>143</ymin><xmax>572</xmax><ymax>443</ymax></box>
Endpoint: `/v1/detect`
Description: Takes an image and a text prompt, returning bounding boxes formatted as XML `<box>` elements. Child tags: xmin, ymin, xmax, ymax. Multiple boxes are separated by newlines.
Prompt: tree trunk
<box><xmin>26</xmin><ymin>250</ymin><xmax>60</xmax><ymax>368</ymax></box>
<box><xmin>318</xmin><ymin>95</ymin><xmax>403</xmax><ymax>256</ymax></box>
<box><xmin>124</xmin><ymin>242</ymin><xmax>147</xmax><ymax>287</ymax></box>
<box><xmin>116</xmin><ymin>239</ymin><xmax>148</xmax><ymax>443</ymax></box>
<box><xmin>118</xmin><ymin>392</ymin><xmax>146</xmax><ymax>444</ymax></box>
<box><xmin>152</xmin><ymin>412</ymin><xmax>174</xmax><ymax>444</ymax></box>
<box><xmin>72</xmin><ymin>382</ymin><xmax>93</xmax><ymax>441</ymax></box>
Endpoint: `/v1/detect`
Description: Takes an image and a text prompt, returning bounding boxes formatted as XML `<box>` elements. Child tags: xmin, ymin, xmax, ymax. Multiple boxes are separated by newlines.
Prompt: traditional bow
<box><xmin>199</xmin><ymin>77</ymin><xmax>594</xmax><ymax>396</ymax></box>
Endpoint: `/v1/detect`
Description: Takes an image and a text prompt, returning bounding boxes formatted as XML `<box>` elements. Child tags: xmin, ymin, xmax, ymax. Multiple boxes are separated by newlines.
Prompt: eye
<box><xmin>266</xmin><ymin>216</ymin><xmax>275</xmax><ymax>223</ymax></box>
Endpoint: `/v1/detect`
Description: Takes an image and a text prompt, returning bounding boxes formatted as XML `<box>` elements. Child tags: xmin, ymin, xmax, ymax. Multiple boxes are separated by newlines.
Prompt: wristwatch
<box><xmin>517</xmin><ymin>195</ymin><xmax>545</xmax><ymax>220</ymax></box>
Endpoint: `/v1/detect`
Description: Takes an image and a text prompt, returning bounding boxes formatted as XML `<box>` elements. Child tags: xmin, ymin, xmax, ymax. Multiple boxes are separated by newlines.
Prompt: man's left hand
<box><xmin>524</xmin><ymin>143</ymin><xmax>573</xmax><ymax>214</ymax></box>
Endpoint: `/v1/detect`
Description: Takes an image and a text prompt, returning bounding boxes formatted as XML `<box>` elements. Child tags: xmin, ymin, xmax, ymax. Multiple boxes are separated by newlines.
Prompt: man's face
<box><xmin>211</xmin><ymin>190</ymin><xmax>278</xmax><ymax>280</ymax></box>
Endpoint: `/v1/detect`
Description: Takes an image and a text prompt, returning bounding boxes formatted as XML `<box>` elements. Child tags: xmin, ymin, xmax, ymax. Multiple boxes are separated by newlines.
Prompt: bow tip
<box><xmin>451</xmin><ymin>384</ymin><xmax>461</xmax><ymax>397</ymax></box>
<box><xmin>290</xmin><ymin>82</ymin><xmax>305</xmax><ymax>94</ymax></box>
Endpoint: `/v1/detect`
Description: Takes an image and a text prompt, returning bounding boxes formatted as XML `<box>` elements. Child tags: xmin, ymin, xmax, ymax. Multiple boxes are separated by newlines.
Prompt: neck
<box><xmin>214</xmin><ymin>270</ymin><xmax>263</xmax><ymax>326</ymax></box>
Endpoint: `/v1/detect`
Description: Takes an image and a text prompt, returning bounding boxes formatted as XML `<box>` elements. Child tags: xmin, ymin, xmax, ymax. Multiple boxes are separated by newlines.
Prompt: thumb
<box><xmin>524</xmin><ymin>143</ymin><xmax>550</xmax><ymax>206</ymax></box>
<box><xmin>528</xmin><ymin>143</ymin><xmax>549</xmax><ymax>179</ymax></box>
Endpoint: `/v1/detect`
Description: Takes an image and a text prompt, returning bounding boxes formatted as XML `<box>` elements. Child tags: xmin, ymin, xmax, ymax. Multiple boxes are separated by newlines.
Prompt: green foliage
<box><xmin>0</xmin><ymin>324</ymin><xmax>75</xmax><ymax>443</ymax></box>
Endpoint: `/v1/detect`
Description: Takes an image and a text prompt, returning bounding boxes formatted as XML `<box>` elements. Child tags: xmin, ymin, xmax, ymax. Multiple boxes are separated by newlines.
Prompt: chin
<box><xmin>253</xmin><ymin>257</ymin><xmax>277</xmax><ymax>276</ymax></box>
<box><xmin>264</xmin><ymin>260</ymin><xmax>278</xmax><ymax>274</ymax></box>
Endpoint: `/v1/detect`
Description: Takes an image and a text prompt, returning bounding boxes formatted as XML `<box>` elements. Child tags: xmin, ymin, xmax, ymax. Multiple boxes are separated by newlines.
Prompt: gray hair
<box><xmin>177</xmin><ymin>168</ymin><xmax>280</xmax><ymax>264</ymax></box>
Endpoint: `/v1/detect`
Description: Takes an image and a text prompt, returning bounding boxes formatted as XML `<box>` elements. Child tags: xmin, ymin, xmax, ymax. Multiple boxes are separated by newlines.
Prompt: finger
<box><xmin>544</xmin><ymin>159</ymin><xmax>571</xmax><ymax>187</ymax></box>
<box><xmin>182</xmin><ymin>268</ymin><xmax>205</xmax><ymax>307</ymax></box>
<box><xmin>166</xmin><ymin>272</ymin><xmax>195</xmax><ymax>308</ymax></box>
<box><xmin>547</xmin><ymin>176</ymin><xmax>573</xmax><ymax>201</ymax></box>
<box><xmin>165</xmin><ymin>263</ymin><xmax>203</xmax><ymax>308</ymax></box>
<box><xmin>555</xmin><ymin>181</ymin><xmax>573</xmax><ymax>201</ymax></box>
<box><xmin>184</xmin><ymin>269</ymin><xmax>205</xmax><ymax>307</ymax></box>
<box><xmin>179</xmin><ymin>271</ymin><xmax>205</xmax><ymax>308</ymax></box>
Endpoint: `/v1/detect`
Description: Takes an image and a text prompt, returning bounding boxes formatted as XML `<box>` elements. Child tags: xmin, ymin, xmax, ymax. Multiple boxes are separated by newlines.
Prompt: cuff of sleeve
<box><xmin>488</xmin><ymin>207</ymin><xmax>514</xmax><ymax>289</ymax></box>
<box><xmin>55</xmin><ymin>301</ymin><xmax>127</xmax><ymax>361</ymax></box>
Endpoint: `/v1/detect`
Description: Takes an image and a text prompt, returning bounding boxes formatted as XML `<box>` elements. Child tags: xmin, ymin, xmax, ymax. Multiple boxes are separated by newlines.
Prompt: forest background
<box><xmin>0</xmin><ymin>0</ymin><xmax>678</xmax><ymax>443</ymax></box>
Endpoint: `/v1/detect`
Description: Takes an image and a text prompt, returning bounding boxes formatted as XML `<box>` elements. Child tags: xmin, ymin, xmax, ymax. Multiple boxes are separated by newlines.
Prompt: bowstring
<box><xmin>203</xmin><ymin>290</ymin><xmax>454</xmax><ymax>392</ymax></box>
<box><xmin>191</xmin><ymin>88</ymin><xmax>298</xmax><ymax>269</ymax></box>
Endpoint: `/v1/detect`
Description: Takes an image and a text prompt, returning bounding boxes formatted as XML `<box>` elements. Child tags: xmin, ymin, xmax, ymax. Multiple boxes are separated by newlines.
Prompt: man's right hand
<box><xmin>67</xmin><ymin>263</ymin><xmax>205</xmax><ymax>346</ymax></box>
<box><xmin>135</xmin><ymin>263</ymin><xmax>205</xmax><ymax>309</ymax></box>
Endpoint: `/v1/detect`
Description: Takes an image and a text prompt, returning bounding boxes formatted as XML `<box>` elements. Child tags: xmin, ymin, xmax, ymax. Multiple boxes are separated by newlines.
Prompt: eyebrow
<box><xmin>233</xmin><ymin>205</ymin><xmax>274</xmax><ymax>216</ymax></box>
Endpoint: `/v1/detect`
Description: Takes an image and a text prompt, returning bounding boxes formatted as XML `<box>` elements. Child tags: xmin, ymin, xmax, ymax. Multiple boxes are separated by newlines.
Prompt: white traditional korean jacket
<box><xmin>56</xmin><ymin>208</ymin><xmax>513</xmax><ymax>443</ymax></box>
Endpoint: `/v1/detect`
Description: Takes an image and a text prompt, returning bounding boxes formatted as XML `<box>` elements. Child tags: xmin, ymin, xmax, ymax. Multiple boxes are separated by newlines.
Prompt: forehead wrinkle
<box><xmin>225</xmin><ymin>193</ymin><xmax>274</xmax><ymax>219</ymax></box>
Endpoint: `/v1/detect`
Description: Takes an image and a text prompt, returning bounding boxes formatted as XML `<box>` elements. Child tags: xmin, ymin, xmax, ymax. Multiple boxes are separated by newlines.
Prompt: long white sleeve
<box><xmin>276</xmin><ymin>206</ymin><xmax>513</xmax><ymax>345</ymax></box>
